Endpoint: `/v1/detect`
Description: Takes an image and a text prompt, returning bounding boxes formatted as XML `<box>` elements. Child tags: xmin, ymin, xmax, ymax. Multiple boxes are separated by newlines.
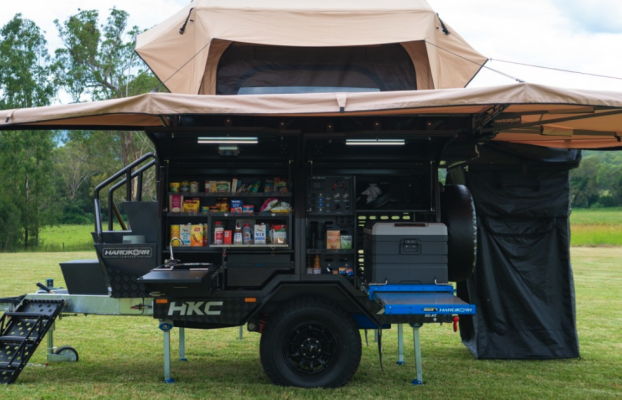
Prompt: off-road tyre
<box><xmin>259</xmin><ymin>297</ymin><xmax>362</xmax><ymax>388</ymax></box>
<box><xmin>441</xmin><ymin>184</ymin><xmax>477</xmax><ymax>282</ymax></box>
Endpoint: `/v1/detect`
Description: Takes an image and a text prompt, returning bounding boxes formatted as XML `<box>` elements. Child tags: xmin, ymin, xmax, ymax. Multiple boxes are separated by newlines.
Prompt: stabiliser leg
<box><xmin>159</xmin><ymin>320</ymin><xmax>174</xmax><ymax>383</ymax></box>
<box><xmin>397</xmin><ymin>323</ymin><xmax>405</xmax><ymax>365</ymax></box>
<box><xmin>411</xmin><ymin>323</ymin><xmax>423</xmax><ymax>385</ymax></box>
<box><xmin>179</xmin><ymin>327</ymin><xmax>187</xmax><ymax>361</ymax></box>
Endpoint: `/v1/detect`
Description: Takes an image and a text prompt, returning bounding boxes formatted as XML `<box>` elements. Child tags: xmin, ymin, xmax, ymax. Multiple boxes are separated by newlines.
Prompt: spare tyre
<box><xmin>440</xmin><ymin>184</ymin><xmax>477</xmax><ymax>282</ymax></box>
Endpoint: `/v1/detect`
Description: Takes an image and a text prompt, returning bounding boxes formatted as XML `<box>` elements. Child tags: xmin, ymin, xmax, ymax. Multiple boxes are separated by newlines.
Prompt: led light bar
<box><xmin>198</xmin><ymin>137</ymin><xmax>258</xmax><ymax>144</ymax></box>
<box><xmin>346</xmin><ymin>139</ymin><xmax>405</xmax><ymax>146</ymax></box>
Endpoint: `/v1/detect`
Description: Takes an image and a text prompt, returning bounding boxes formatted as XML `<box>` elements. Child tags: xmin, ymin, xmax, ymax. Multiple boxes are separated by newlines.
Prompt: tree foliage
<box><xmin>0</xmin><ymin>15</ymin><xmax>57</xmax><ymax>250</ymax></box>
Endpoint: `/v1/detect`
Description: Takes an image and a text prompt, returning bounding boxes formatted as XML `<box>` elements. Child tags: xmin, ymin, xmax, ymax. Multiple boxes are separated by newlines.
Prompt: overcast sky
<box><xmin>2</xmin><ymin>0</ymin><xmax>622</xmax><ymax>102</ymax></box>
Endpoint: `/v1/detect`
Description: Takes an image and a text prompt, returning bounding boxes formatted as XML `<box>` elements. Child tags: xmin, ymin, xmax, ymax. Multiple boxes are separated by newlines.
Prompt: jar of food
<box><xmin>190</xmin><ymin>181</ymin><xmax>199</xmax><ymax>193</ymax></box>
<box><xmin>180</xmin><ymin>181</ymin><xmax>190</xmax><ymax>192</ymax></box>
<box><xmin>214</xmin><ymin>221</ymin><xmax>224</xmax><ymax>245</ymax></box>
<box><xmin>220</xmin><ymin>197</ymin><xmax>230</xmax><ymax>212</ymax></box>
<box><xmin>169</xmin><ymin>182</ymin><xmax>180</xmax><ymax>193</ymax></box>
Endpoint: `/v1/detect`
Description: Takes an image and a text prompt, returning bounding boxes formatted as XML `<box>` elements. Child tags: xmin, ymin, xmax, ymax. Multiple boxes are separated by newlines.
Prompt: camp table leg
<box><xmin>411</xmin><ymin>323</ymin><xmax>423</xmax><ymax>385</ymax></box>
<box><xmin>159</xmin><ymin>320</ymin><xmax>174</xmax><ymax>383</ymax></box>
<box><xmin>239</xmin><ymin>325</ymin><xmax>244</xmax><ymax>340</ymax></box>
<box><xmin>397</xmin><ymin>323</ymin><xmax>405</xmax><ymax>365</ymax></box>
<box><xmin>179</xmin><ymin>327</ymin><xmax>187</xmax><ymax>361</ymax></box>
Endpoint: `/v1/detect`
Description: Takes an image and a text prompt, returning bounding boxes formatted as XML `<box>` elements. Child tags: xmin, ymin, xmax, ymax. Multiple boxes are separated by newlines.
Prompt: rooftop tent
<box><xmin>134</xmin><ymin>0</ymin><xmax>488</xmax><ymax>94</ymax></box>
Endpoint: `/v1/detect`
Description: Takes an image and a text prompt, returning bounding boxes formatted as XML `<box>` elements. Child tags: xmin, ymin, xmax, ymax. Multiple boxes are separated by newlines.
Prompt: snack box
<box><xmin>224</xmin><ymin>230</ymin><xmax>232</xmax><ymax>245</ymax></box>
<box><xmin>327</xmin><ymin>230</ymin><xmax>341</xmax><ymax>249</ymax></box>
<box><xmin>231</xmin><ymin>199</ymin><xmax>243</xmax><ymax>214</ymax></box>
<box><xmin>191</xmin><ymin>225</ymin><xmax>203</xmax><ymax>247</ymax></box>
<box><xmin>182</xmin><ymin>198</ymin><xmax>200</xmax><ymax>213</ymax></box>
<box><xmin>254</xmin><ymin>224</ymin><xmax>267</xmax><ymax>244</ymax></box>
<box><xmin>169</xmin><ymin>194</ymin><xmax>184</xmax><ymax>212</ymax></box>
<box><xmin>340</xmin><ymin>235</ymin><xmax>353</xmax><ymax>250</ymax></box>
<box><xmin>242</xmin><ymin>205</ymin><xmax>254</xmax><ymax>214</ymax></box>
<box><xmin>180</xmin><ymin>224</ymin><xmax>192</xmax><ymax>247</ymax></box>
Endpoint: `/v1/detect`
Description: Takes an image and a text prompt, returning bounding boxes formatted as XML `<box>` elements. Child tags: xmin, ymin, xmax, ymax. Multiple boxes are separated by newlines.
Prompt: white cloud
<box><xmin>429</xmin><ymin>0</ymin><xmax>622</xmax><ymax>91</ymax></box>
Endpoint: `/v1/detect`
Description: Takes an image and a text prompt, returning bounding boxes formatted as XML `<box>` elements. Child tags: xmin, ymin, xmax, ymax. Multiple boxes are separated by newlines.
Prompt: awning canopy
<box><xmin>135</xmin><ymin>0</ymin><xmax>487</xmax><ymax>94</ymax></box>
<box><xmin>2</xmin><ymin>83</ymin><xmax>622</xmax><ymax>149</ymax></box>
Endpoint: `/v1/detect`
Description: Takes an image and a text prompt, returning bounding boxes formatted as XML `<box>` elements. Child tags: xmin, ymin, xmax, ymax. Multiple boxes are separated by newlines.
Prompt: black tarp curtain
<box><xmin>449</xmin><ymin>142</ymin><xmax>581</xmax><ymax>359</ymax></box>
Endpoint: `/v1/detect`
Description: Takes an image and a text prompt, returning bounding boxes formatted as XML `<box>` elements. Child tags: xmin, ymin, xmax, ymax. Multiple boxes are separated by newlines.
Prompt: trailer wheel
<box><xmin>55</xmin><ymin>346</ymin><xmax>79</xmax><ymax>362</ymax></box>
<box><xmin>259</xmin><ymin>297</ymin><xmax>361</xmax><ymax>388</ymax></box>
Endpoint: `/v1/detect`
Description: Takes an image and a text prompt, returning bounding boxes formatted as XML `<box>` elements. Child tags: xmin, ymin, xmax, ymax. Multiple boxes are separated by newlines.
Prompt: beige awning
<box><xmin>2</xmin><ymin>83</ymin><xmax>622</xmax><ymax>149</ymax></box>
<box><xmin>135</xmin><ymin>0</ymin><xmax>487</xmax><ymax>94</ymax></box>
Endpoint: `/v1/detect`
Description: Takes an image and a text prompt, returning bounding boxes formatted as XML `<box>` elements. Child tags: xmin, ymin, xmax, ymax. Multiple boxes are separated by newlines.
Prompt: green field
<box><xmin>0</xmin><ymin>249</ymin><xmax>621</xmax><ymax>399</ymax></box>
<box><xmin>570</xmin><ymin>208</ymin><xmax>622</xmax><ymax>246</ymax></box>
<box><xmin>38</xmin><ymin>225</ymin><xmax>94</xmax><ymax>252</ymax></box>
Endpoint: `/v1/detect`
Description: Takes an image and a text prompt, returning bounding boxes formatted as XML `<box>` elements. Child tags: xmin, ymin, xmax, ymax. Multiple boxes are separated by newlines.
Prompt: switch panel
<box><xmin>307</xmin><ymin>176</ymin><xmax>354</xmax><ymax>215</ymax></box>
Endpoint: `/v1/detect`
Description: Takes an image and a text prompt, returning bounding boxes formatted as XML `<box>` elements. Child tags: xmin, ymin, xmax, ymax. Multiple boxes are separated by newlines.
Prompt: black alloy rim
<box><xmin>283</xmin><ymin>323</ymin><xmax>339</xmax><ymax>375</ymax></box>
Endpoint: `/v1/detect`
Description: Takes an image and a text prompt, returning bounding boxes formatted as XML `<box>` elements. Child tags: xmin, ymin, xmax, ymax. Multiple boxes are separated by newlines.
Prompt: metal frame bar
<box><xmin>93</xmin><ymin>153</ymin><xmax>157</xmax><ymax>241</ymax></box>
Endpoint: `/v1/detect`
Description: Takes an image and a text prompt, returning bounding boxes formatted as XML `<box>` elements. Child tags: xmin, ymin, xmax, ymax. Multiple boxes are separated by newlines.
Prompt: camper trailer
<box><xmin>3</xmin><ymin>0</ymin><xmax>621</xmax><ymax>388</ymax></box>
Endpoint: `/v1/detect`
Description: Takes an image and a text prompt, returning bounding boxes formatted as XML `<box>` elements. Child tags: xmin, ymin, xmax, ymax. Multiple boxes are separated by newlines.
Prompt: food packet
<box><xmin>260</xmin><ymin>198</ymin><xmax>279</xmax><ymax>212</ymax></box>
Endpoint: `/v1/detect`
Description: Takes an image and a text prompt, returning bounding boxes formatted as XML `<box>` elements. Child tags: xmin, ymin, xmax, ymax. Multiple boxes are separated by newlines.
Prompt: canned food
<box><xmin>180</xmin><ymin>181</ymin><xmax>190</xmax><ymax>192</ymax></box>
<box><xmin>170</xmin><ymin>225</ymin><xmax>180</xmax><ymax>246</ymax></box>
<box><xmin>190</xmin><ymin>181</ymin><xmax>199</xmax><ymax>193</ymax></box>
<box><xmin>169</xmin><ymin>182</ymin><xmax>180</xmax><ymax>193</ymax></box>
<box><xmin>200</xmin><ymin>206</ymin><xmax>210</xmax><ymax>214</ymax></box>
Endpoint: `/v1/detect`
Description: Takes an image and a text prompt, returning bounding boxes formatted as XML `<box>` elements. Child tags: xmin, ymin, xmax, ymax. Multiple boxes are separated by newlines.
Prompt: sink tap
<box><xmin>168</xmin><ymin>237</ymin><xmax>182</xmax><ymax>264</ymax></box>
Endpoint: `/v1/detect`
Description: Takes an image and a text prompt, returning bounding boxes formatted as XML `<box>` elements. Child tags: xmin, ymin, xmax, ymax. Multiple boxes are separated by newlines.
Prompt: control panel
<box><xmin>307</xmin><ymin>176</ymin><xmax>354</xmax><ymax>215</ymax></box>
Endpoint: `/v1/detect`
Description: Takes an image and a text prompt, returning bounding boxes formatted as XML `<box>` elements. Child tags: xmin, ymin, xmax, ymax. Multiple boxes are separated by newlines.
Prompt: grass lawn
<box><xmin>570</xmin><ymin>208</ymin><xmax>622</xmax><ymax>246</ymax></box>
<box><xmin>0</xmin><ymin>249</ymin><xmax>621</xmax><ymax>399</ymax></box>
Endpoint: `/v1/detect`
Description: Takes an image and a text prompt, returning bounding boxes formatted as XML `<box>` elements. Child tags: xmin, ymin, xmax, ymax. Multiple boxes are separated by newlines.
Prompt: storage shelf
<box><xmin>170</xmin><ymin>192</ymin><xmax>292</xmax><ymax>197</ymax></box>
<box><xmin>306</xmin><ymin>249</ymin><xmax>355</xmax><ymax>254</ymax></box>
<box><xmin>167</xmin><ymin>213</ymin><xmax>209</xmax><ymax>218</ymax></box>
<box><xmin>164</xmin><ymin>247</ymin><xmax>219</xmax><ymax>253</ymax></box>
<box><xmin>209</xmin><ymin>212</ymin><xmax>290</xmax><ymax>218</ymax></box>
<box><xmin>211</xmin><ymin>244</ymin><xmax>289</xmax><ymax>248</ymax></box>
<box><xmin>355</xmin><ymin>209</ymin><xmax>425</xmax><ymax>214</ymax></box>
<box><xmin>167</xmin><ymin>212</ymin><xmax>290</xmax><ymax>218</ymax></box>
<box><xmin>307</xmin><ymin>212</ymin><xmax>353</xmax><ymax>217</ymax></box>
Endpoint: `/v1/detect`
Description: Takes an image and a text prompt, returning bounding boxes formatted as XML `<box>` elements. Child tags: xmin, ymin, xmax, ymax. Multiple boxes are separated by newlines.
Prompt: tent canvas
<box><xmin>134</xmin><ymin>0</ymin><xmax>487</xmax><ymax>94</ymax></box>
<box><xmin>2</xmin><ymin>83</ymin><xmax>622</xmax><ymax>149</ymax></box>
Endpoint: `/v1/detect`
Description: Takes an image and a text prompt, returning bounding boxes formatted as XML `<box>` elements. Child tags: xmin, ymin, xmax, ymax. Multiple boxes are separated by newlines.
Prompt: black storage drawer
<box><xmin>226</xmin><ymin>253</ymin><xmax>292</xmax><ymax>267</ymax></box>
<box><xmin>60</xmin><ymin>259</ymin><xmax>110</xmax><ymax>295</ymax></box>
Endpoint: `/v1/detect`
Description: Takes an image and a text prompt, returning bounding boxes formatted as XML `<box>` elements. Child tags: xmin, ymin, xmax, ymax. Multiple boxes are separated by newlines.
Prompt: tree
<box><xmin>0</xmin><ymin>15</ymin><xmax>57</xmax><ymax>249</ymax></box>
<box><xmin>569</xmin><ymin>157</ymin><xmax>601</xmax><ymax>208</ymax></box>
<box><xmin>54</xmin><ymin>9</ymin><xmax>162</xmax><ymax>203</ymax></box>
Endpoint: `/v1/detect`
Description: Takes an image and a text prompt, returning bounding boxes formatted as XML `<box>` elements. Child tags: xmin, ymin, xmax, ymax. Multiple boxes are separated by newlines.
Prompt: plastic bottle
<box><xmin>214</xmin><ymin>221</ymin><xmax>224</xmax><ymax>245</ymax></box>
<box><xmin>233</xmin><ymin>223</ymin><xmax>243</xmax><ymax>245</ymax></box>
<box><xmin>313</xmin><ymin>255</ymin><xmax>321</xmax><ymax>275</ymax></box>
<box><xmin>242</xmin><ymin>223</ymin><xmax>253</xmax><ymax>244</ymax></box>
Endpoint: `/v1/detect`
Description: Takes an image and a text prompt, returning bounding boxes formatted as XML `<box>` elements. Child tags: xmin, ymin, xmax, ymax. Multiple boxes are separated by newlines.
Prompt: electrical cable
<box><xmin>426</xmin><ymin>40</ymin><xmax>622</xmax><ymax>84</ymax></box>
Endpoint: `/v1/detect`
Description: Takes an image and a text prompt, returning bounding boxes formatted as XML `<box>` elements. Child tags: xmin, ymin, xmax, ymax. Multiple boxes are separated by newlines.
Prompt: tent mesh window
<box><xmin>216</xmin><ymin>43</ymin><xmax>417</xmax><ymax>95</ymax></box>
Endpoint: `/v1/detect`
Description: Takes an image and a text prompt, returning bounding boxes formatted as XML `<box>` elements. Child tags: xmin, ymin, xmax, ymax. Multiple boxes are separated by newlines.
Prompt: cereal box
<box><xmin>326</xmin><ymin>230</ymin><xmax>341</xmax><ymax>249</ymax></box>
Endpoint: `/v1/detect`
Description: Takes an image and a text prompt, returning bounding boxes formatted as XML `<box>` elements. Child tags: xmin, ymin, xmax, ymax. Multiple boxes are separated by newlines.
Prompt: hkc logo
<box><xmin>168</xmin><ymin>301</ymin><xmax>223</xmax><ymax>316</ymax></box>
